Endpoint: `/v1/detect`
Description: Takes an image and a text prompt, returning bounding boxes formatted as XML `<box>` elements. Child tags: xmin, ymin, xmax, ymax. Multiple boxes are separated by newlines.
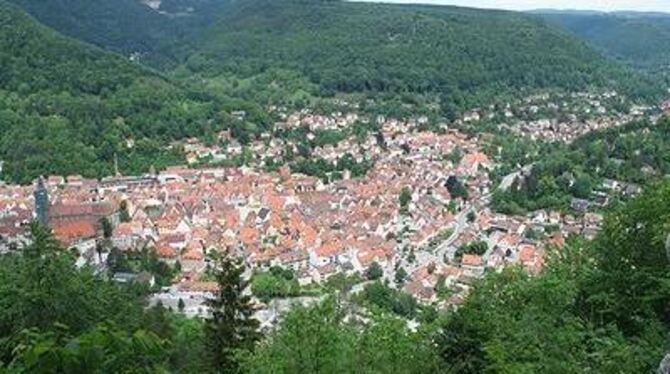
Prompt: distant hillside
<box><xmin>182</xmin><ymin>0</ymin><xmax>659</xmax><ymax>112</ymax></box>
<box><xmin>6</xmin><ymin>0</ymin><xmax>662</xmax><ymax>110</ymax></box>
<box><xmin>535</xmin><ymin>11</ymin><xmax>670</xmax><ymax>71</ymax></box>
<box><xmin>0</xmin><ymin>1</ymin><xmax>225</xmax><ymax>183</ymax></box>
<box><xmin>4</xmin><ymin>0</ymin><xmax>231</xmax><ymax>66</ymax></box>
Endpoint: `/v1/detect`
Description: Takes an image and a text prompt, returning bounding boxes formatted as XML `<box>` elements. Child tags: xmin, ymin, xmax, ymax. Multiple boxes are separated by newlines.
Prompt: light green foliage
<box><xmin>438</xmin><ymin>182</ymin><xmax>670</xmax><ymax>373</ymax></box>
<box><xmin>251</xmin><ymin>266</ymin><xmax>302</xmax><ymax>302</ymax></box>
<box><xmin>242</xmin><ymin>298</ymin><xmax>438</xmax><ymax>373</ymax></box>
<box><xmin>493</xmin><ymin>118</ymin><xmax>670</xmax><ymax>212</ymax></box>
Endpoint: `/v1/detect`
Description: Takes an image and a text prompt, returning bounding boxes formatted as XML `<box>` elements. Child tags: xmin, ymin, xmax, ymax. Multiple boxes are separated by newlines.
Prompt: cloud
<box><xmin>356</xmin><ymin>0</ymin><xmax>670</xmax><ymax>12</ymax></box>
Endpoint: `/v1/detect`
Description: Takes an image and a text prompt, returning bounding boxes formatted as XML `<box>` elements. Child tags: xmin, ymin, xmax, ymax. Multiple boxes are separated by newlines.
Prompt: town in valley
<box><xmin>1</xmin><ymin>90</ymin><xmax>659</xmax><ymax>327</ymax></box>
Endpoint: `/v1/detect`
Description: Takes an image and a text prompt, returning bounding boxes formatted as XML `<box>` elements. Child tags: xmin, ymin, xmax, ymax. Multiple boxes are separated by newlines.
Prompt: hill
<box><xmin>535</xmin><ymin>11</ymin><xmax>670</xmax><ymax>71</ymax></box>
<box><xmin>6</xmin><ymin>0</ymin><xmax>662</xmax><ymax>115</ymax></box>
<box><xmin>0</xmin><ymin>1</ymin><xmax>227</xmax><ymax>183</ymax></box>
<box><xmin>182</xmin><ymin>0</ymin><xmax>659</xmax><ymax>112</ymax></box>
<box><xmin>4</xmin><ymin>0</ymin><xmax>231</xmax><ymax>66</ymax></box>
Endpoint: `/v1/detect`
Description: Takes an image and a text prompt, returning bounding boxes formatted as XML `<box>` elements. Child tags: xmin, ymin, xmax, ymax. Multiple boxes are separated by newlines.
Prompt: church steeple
<box><xmin>33</xmin><ymin>177</ymin><xmax>49</xmax><ymax>226</ymax></box>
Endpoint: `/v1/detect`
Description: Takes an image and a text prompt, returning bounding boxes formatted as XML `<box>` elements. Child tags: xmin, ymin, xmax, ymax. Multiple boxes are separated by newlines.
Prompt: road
<box><xmin>387</xmin><ymin>165</ymin><xmax>528</xmax><ymax>284</ymax></box>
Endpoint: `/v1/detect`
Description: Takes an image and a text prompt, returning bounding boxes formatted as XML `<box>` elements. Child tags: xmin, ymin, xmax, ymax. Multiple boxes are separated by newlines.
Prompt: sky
<box><xmin>358</xmin><ymin>0</ymin><xmax>670</xmax><ymax>12</ymax></box>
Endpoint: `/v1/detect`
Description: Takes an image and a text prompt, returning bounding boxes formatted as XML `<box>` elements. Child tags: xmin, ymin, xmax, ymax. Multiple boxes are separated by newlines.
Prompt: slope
<box><xmin>0</xmin><ymin>1</ymin><xmax>223</xmax><ymax>183</ymax></box>
<box><xmin>535</xmin><ymin>11</ymin><xmax>670</xmax><ymax>71</ymax></box>
<box><xmin>4</xmin><ymin>0</ymin><xmax>232</xmax><ymax>66</ymax></box>
<box><xmin>183</xmin><ymin>0</ymin><xmax>659</xmax><ymax>110</ymax></box>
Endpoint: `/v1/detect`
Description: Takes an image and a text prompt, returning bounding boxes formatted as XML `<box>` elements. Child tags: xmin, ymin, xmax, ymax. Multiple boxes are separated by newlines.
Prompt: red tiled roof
<box><xmin>52</xmin><ymin>220</ymin><xmax>97</xmax><ymax>243</ymax></box>
<box><xmin>461</xmin><ymin>254</ymin><xmax>483</xmax><ymax>267</ymax></box>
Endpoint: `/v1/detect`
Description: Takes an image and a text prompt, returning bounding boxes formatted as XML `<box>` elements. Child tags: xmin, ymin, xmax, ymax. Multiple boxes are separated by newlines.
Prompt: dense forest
<box><xmin>187</xmin><ymin>0</ymin><xmax>659</xmax><ymax>102</ymax></box>
<box><xmin>1</xmin><ymin>179</ymin><xmax>669</xmax><ymax>372</ymax></box>
<box><xmin>0</xmin><ymin>1</ymin><xmax>268</xmax><ymax>183</ymax></box>
<box><xmin>536</xmin><ymin>11</ymin><xmax>670</xmax><ymax>72</ymax></box>
<box><xmin>3</xmin><ymin>0</ymin><xmax>231</xmax><ymax>66</ymax></box>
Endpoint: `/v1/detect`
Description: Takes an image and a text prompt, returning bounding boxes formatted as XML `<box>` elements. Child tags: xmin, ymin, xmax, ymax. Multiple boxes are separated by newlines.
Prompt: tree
<box><xmin>436</xmin><ymin>183</ymin><xmax>670</xmax><ymax>373</ymax></box>
<box><xmin>119</xmin><ymin>200</ymin><xmax>131</xmax><ymax>223</ymax></box>
<box><xmin>395</xmin><ymin>266</ymin><xmax>408</xmax><ymax>286</ymax></box>
<box><xmin>242</xmin><ymin>298</ymin><xmax>438</xmax><ymax>373</ymax></box>
<box><xmin>100</xmin><ymin>217</ymin><xmax>113</xmax><ymax>239</ymax></box>
<box><xmin>204</xmin><ymin>255</ymin><xmax>260</xmax><ymax>373</ymax></box>
<box><xmin>399</xmin><ymin>187</ymin><xmax>412</xmax><ymax>213</ymax></box>
<box><xmin>446</xmin><ymin>176</ymin><xmax>469</xmax><ymax>200</ymax></box>
<box><xmin>571</xmin><ymin>174</ymin><xmax>593</xmax><ymax>199</ymax></box>
<box><xmin>366</xmin><ymin>261</ymin><xmax>384</xmax><ymax>280</ymax></box>
<box><xmin>0</xmin><ymin>223</ymin><xmax>151</xmax><ymax>364</ymax></box>
<box><xmin>455</xmin><ymin>241</ymin><xmax>489</xmax><ymax>258</ymax></box>
<box><xmin>9</xmin><ymin>324</ymin><xmax>169</xmax><ymax>373</ymax></box>
<box><xmin>446</xmin><ymin>147</ymin><xmax>464</xmax><ymax>164</ymax></box>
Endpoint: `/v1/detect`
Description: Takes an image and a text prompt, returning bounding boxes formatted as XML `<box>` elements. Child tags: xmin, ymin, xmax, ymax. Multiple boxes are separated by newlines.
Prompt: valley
<box><xmin>1</xmin><ymin>0</ymin><xmax>670</xmax><ymax>372</ymax></box>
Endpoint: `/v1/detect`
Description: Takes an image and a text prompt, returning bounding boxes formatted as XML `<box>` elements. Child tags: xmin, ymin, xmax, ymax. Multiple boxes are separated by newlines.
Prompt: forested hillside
<box><xmin>0</xmin><ymin>1</ymin><xmax>229</xmax><ymax>183</ymax></box>
<box><xmin>184</xmin><ymin>0</ymin><xmax>660</xmax><ymax>107</ymax></box>
<box><xmin>1</xmin><ymin>0</ymin><xmax>666</xmax><ymax>183</ymax></box>
<box><xmin>536</xmin><ymin>11</ymin><xmax>670</xmax><ymax>71</ymax></box>
<box><xmin>3</xmin><ymin>0</ymin><xmax>231</xmax><ymax>66</ymax></box>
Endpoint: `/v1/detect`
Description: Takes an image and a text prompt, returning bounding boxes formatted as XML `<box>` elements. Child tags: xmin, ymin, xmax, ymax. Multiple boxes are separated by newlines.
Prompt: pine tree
<box><xmin>204</xmin><ymin>255</ymin><xmax>260</xmax><ymax>373</ymax></box>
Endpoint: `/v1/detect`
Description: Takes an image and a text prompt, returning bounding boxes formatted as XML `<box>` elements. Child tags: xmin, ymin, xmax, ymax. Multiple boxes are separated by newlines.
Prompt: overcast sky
<box><xmin>358</xmin><ymin>0</ymin><xmax>670</xmax><ymax>12</ymax></box>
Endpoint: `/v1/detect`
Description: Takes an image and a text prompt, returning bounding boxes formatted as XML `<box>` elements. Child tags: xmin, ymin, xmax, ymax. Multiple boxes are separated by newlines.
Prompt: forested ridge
<box><xmin>186</xmin><ymin>0</ymin><xmax>658</xmax><ymax>101</ymax></box>
<box><xmin>536</xmin><ymin>11</ymin><xmax>670</xmax><ymax>72</ymax></box>
<box><xmin>0</xmin><ymin>1</ymin><xmax>245</xmax><ymax>184</ymax></box>
<box><xmin>3</xmin><ymin>0</ymin><xmax>232</xmax><ymax>67</ymax></box>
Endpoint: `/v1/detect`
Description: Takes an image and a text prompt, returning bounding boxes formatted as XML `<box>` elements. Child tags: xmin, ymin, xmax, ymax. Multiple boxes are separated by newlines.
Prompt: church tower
<box><xmin>33</xmin><ymin>177</ymin><xmax>49</xmax><ymax>226</ymax></box>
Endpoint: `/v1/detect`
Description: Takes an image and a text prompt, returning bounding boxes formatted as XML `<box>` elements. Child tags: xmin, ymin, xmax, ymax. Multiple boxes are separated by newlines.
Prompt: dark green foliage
<box><xmin>365</xmin><ymin>261</ymin><xmax>384</xmax><ymax>280</ymax></box>
<box><xmin>0</xmin><ymin>2</ymin><xmax>226</xmax><ymax>183</ymax></box>
<box><xmin>5</xmin><ymin>0</ymin><xmax>232</xmax><ymax>67</ymax></box>
<box><xmin>399</xmin><ymin>186</ymin><xmax>412</xmax><ymax>212</ymax></box>
<box><xmin>119</xmin><ymin>200</ymin><xmax>131</xmax><ymax>223</ymax></box>
<box><xmin>438</xmin><ymin>182</ymin><xmax>670</xmax><ymax>372</ymax></box>
<box><xmin>9</xmin><ymin>324</ymin><xmax>169</xmax><ymax>373</ymax></box>
<box><xmin>454</xmin><ymin>241</ymin><xmax>488</xmax><ymax>259</ymax></box>
<box><xmin>395</xmin><ymin>266</ymin><xmax>408</xmax><ymax>286</ymax></box>
<box><xmin>359</xmin><ymin>281</ymin><xmax>418</xmax><ymax>319</ymax></box>
<box><xmin>0</xmin><ymin>224</ymin><xmax>148</xmax><ymax>363</ymax></box>
<box><xmin>290</xmin><ymin>153</ymin><xmax>373</xmax><ymax>182</ymax></box>
<box><xmin>190</xmin><ymin>0</ymin><xmax>658</xmax><ymax>107</ymax></box>
<box><xmin>446</xmin><ymin>176</ymin><xmax>469</xmax><ymax>200</ymax></box>
<box><xmin>204</xmin><ymin>255</ymin><xmax>260</xmax><ymax>373</ymax></box>
<box><xmin>537</xmin><ymin>11</ymin><xmax>670</xmax><ymax>73</ymax></box>
<box><xmin>100</xmin><ymin>217</ymin><xmax>112</xmax><ymax>239</ymax></box>
<box><xmin>493</xmin><ymin>117</ymin><xmax>670</xmax><ymax>212</ymax></box>
<box><xmin>107</xmin><ymin>247</ymin><xmax>178</xmax><ymax>288</ymax></box>
<box><xmin>323</xmin><ymin>272</ymin><xmax>364</xmax><ymax>293</ymax></box>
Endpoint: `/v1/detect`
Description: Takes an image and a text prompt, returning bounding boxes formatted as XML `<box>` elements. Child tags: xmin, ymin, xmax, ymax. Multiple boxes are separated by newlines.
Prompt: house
<box><xmin>518</xmin><ymin>244</ymin><xmax>544</xmax><ymax>274</ymax></box>
<box><xmin>310</xmin><ymin>239</ymin><xmax>344</xmax><ymax>267</ymax></box>
<box><xmin>570</xmin><ymin>198</ymin><xmax>590</xmax><ymax>212</ymax></box>
<box><xmin>461</xmin><ymin>254</ymin><xmax>484</xmax><ymax>276</ymax></box>
<box><xmin>113</xmin><ymin>271</ymin><xmax>156</xmax><ymax>287</ymax></box>
<box><xmin>111</xmin><ymin>222</ymin><xmax>135</xmax><ymax>251</ymax></box>
<box><xmin>52</xmin><ymin>220</ymin><xmax>97</xmax><ymax>247</ymax></box>
<box><xmin>352</xmin><ymin>248</ymin><xmax>387</xmax><ymax>272</ymax></box>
